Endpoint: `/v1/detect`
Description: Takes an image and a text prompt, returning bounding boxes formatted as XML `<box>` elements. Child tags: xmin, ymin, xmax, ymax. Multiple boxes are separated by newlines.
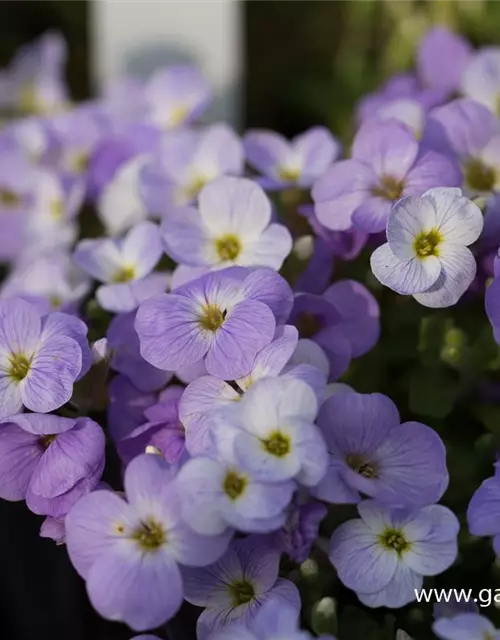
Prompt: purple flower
<box><xmin>0</xmin><ymin>151</ymin><xmax>37</xmax><ymax>262</ymax></box>
<box><xmin>313</xmin><ymin>392</ymin><xmax>448</xmax><ymax>508</ymax></box>
<box><xmin>140</xmin><ymin>124</ymin><xmax>243</xmax><ymax>214</ymax></box>
<box><xmin>461</xmin><ymin>47</ymin><xmax>500</xmax><ymax>115</ymax></box>
<box><xmin>107</xmin><ymin>311</ymin><xmax>172</xmax><ymax>392</ymax></box>
<box><xmin>371</xmin><ymin>188</ymin><xmax>483</xmax><ymax>308</ymax></box>
<box><xmin>467</xmin><ymin>462</ymin><xmax>500</xmax><ymax>553</ymax></box>
<box><xmin>144</xmin><ymin>65</ymin><xmax>211</xmax><ymax>130</ymax></box>
<box><xmin>118</xmin><ymin>385</ymin><xmax>186</xmax><ymax>464</ymax></box>
<box><xmin>2</xmin><ymin>252</ymin><xmax>90</xmax><ymax>314</ymax></box>
<box><xmin>207</xmin><ymin>599</ymin><xmax>329</xmax><ymax>640</ymax></box>
<box><xmin>40</xmin><ymin>516</ymin><xmax>66</xmax><ymax>544</ymax></box>
<box><xmin>47</xmin><ymin>105</ymin><xmax>104</xmax><ymax>180</ymax></box>
<box><xmin>486</xmin><ymin>270</ymin><xmax>500</xmax><ymax>344</ymax></box>
<box><xmin>162</xmin><ymin>176</ymin><xmax>292</xmax><ymax>272</ymax></box>
<box><xmin>243</xmin><ymin>127</ymin><xmax>340</xmax><ymax>190</ymax></box>
<box><xmin>180</xmin><ymin>325</ymin><xmax>326</xmax><ymax>456</ymax></box>
<box><xmin>183</xmin><ymin>536</ymin><xmax>300</xmax><ymax>640</ymax></box>
<box><xmin>65</xmin><ymin>453</ymin><xmax>231</xmax><ymax>631</ymax></box>
<box><xmin>0</xmin><ymin>298</ymin><xmax>87</xmax><ymax>416</ymax></box>
<box><xmin>97</xmin><ymin>154</ymin><xmax>150</xmax><ymax>237</ymax></box>
<box><xmin>299</xmin><ymin>204</ymin><xmax>368</xmax><ymax>261</ymax></box>
<box><xmin>272</xmin><ymin>498</ymin><xmax>327</xmax><ymax>563</ymax></box>
<box><xmin>312</xmin><ymin>120</ymin><xmax>460</xmax><ymax>233</ymax></box>
<box><xmin>290</xmin><ymin>279</ymin><xmax>380</xmax><ymax>380</ymax></box>
<box><xmin>88</xmin><ymin>122</ymin><xmax>159</xmax><ymax>203</ymax></box>
<box><xmin>135</xmin><ymin>267</ymin><xmax>293</xmax><ymax>380</ymax></box>
<box><xmin>74</xmin><ymin>221</ymin><xmax>166</xmax><ymax>313</ymax></box>
<box><xmin>108</xmin><ymin>375</ymin><xmax>158</xmax><ymax>442</ymax></box>
<box><xmin>423</xmin><ymin>99</ymin><xmax>500</xmax><ymax>196</ymax></box>
<box><xmin>0</xmin><ymin>413</ymin><xmax>105</xmax><ymax>517</ymax></box>
<box><xmin>417</xmin><ymin>27</ymin><xmax>472</xmax><ymax>94</ymax></box>
<box><xmin>211</xmin><ymin>377</ymin><xmax>327</xmax><ymax>487</ymax></box>
<box><xmin>5</xmin><ymin>31</ymin><xmax>69</xmax><ymax>115</ymax></box>
<box><xmin>329</xmin><ymin>500</ymin><xmax>459</xmax><ymax>608</ymax></box>
<box><xmin>434</xmin><ymin>614</ymin><xmax>500</xmax><ymax>640</ymax></box>
<box><xmin>176</xmin><ymin>452</ymin><xmax>294</xmax><ymax>535</ymax></box>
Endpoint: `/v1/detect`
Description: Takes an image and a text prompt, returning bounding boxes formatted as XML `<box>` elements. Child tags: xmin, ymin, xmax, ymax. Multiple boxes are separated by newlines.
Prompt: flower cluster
<box><xmin>0</xmin><ymin>25</ymin><xmax>499</xmax><ymax>640</ymax></box>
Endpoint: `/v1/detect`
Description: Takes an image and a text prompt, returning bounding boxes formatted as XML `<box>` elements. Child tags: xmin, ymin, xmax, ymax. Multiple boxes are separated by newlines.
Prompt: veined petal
<box><xmin>423</xmin><ymin>188</ymin><xmax>484</xmax><ymax>246</ymax></box>
<box><xmin>162</xmin><ymin>206</ymin><xmax>213</xmax><ymax>266</ymax></box>
<box><xmin>387</xmin><ymin>196</ymin><xmax>437</xmax><ymax>261</ymax></box>
<box><xmin>120</xmin><ymin>221</ymin><xmax>163</xmax><ymax>278</ymax></box>
<box><xmin>371</xmin><ymin>243</ymin><xmax>441</xmax><ymax>295</ymax></box>
<box><xmin>413</xmin><ymin>243</ymin><xmax>476</xmax><ymax>308</ymax></box>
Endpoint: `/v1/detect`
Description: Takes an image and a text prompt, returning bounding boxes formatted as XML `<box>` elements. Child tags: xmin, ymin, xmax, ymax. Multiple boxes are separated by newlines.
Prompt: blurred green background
<box><xmin>3</xmin><ymin>0</ymin><xmax>500</xmax><ymax>137</ymax></box>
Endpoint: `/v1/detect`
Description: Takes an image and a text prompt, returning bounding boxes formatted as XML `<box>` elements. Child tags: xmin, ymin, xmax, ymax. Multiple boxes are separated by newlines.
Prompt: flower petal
<box><xmin>386</xmin><ymin>196</ymin><xmax>437</xmax><ymax>261</ymax></box>
<box><xmin>423</xmin><ymin>187</ymin><xmax>484</xmax><ymax>246</ymax></box>
<box><xmin>135</xmin><ymin>293</ymin><xmax>212</xmax><ymax>371</ymax></box>
<box><xmin>370</xmin><ymin>243</ymin><xmax>441</xmax><ymax>295</ymax></box>
<box><xmin>412</xmin><ymin>243</ymin><xmax>476</xmax><ymax>308</ymax></box>
<box><xmin>0</xmin><ymin>424</ymin><xmax>41</xmax><ymax>500</ymax></box>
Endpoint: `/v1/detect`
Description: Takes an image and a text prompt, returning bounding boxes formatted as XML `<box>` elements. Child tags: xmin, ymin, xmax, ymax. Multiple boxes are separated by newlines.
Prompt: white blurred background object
<box><xmin>91</xmin><ymin>0</ymin><xmax>243</xmax><ymax>127</ymax></box>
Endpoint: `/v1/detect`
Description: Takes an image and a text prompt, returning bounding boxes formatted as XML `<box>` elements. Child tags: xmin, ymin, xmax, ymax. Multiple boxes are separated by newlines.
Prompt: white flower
<box><xmin>370</xmin><ymin>188</ymin><xmax>483</xmax><ymax>308</ymax></box>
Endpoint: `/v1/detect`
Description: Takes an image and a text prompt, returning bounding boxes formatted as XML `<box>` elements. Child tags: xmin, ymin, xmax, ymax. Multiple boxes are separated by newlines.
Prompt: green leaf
<box><xmin>409</xmin><ymin>366</ymin><xmax>459</xmax><ymax>419</ymax></box>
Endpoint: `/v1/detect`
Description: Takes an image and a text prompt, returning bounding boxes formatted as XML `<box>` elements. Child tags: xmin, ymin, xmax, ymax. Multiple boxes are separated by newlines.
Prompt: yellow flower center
<box><xmin>371</xmin><ymin>175</ymin><xmax>405</xmax><ymax>201</ymax></box>
<box><xmin>223</xmin><ymin>470</ymin><xmax>247</xmax><ymax>500</ymax></box>
<box><xmin>70</xmin><ymin>151</ymin><xmax>89</xmax><ymax>174</ymax></box>
<box><xmin>278</xmin><ymin>166</ymin><xmax>301</xmax><ymax>182</ymax></box>
<box><xmin>183</xmin><ymin>175</ymin><xmax>209</xmax><ymax>202</ymax></box>
<box><xmin>346</xmin><ymin>453</ymin><xmax>378</xmax><ymax>479</ymax></box>
<box><xmin>112</xmin><ymin>265</ymin><xmax>136</xmax><ymax>283</ymax></box>
<box><xmin>262</xmin><ymin>431</ymin><xmax>290</xmax><ymax>458</ymax></box>
<box><xmin>132</xmin><ymin>519</ymin><xmax>166</xmax><ymax>551</ymax></box>
<box><xmin>51</xmin><ymin>200</ymin><xmax>64</xmax><ymax>220</ymax></box>
<box><xmin>296</xmin><ymin>312</ymin><xmax>323</xmax><ymax>339</ymax></box>
<box><xmin>379</xmin><ymin>528</ymin><xmax>411</xmax><ymax>555</ymax></box>
<box><xmin>168</xmin><ymin>105</ymin><xmax>189</xmax><ymax>128</ymax></box>
<box><xmin>8</xmin><ymin>353</ymin><xmax>32</xmax><ymax>382</ymax></box>
<box><xmin>464</xmin><ymin>158</ymin><xmax>497</xmax><ymax>193</ymax></box>
<box><xmin>413</xmin><ymin>228</ymin><xmax>442</xmax><ymax>258</ymax></box>
<box><xmin>215</xmin><ymin>234</ymin><xmax>242</xmax><ymax>262</ymax></box>
<box><xmin>229</xmin><ymin>580</ymin><xmax>255</xmax><ymax>606</ymax></box>
<box><xmin>39</xmin><ymin>434</ymin><xmax>57</xmax><ymax>450</ymax></box>
<box><xmin>0</xmin><ymin>189</ymin><xmax>20</xmax><ymax>208</ymax></box>
<box><xmin>199</xmin><ymin>304</ymin><xmax>226</xmax><ymax>332</ymax></box>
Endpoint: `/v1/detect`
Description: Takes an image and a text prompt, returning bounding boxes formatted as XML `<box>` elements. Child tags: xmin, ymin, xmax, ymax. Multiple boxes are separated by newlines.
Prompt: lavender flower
<box><xmin>183</xmin><ymin>536</ymin><xmax>300</xmax><ymax>640</ymax></box>
<box><xmin>162</xmin><ymin>176</ymin><xmax>292</xmax><ymax>272</ymax></box>
<box><xmin>207</xmin><ymin>599</ymin><xmax>331</xmax><ymax>640</ymax></box>
<box><xmin>141</xmin><ymin>124</ymin><xmax>243</xmax><ymax>214</ymax></box>
<box><xmin>211</xmin><ymin>377</ymin><xmax>327</xmax><ymax>487</ymax></box>
<box><xmin>118</xmin><ymin>385</ymin><xmax>186</xmax><ymax>464</ymax></box>
<box><xmin>312</xmin><ymin>120</ymin><xmax>460</xmax><ymax>233</ymax></box>
<box><xmin>417</xmin><ymin>27</ymin><xmax>471</xmax><ymax>94</ymax></box>
<box><xmin>244</xmin><ymin>127</ymin><xmax>340</xmax><ymax>190</ymax></box>
<box><xmin>467</xmin><ymin>462</ymin><xmax>500</xmax><ymax>554</ymax></box>
<box><xmin>65</xmin><ymin>453</ymin><xmax>231</xmax><ymax>631</ymax></box>
<box><xmin>461</xmin><ymin>47</ymin><xmax>500</xmax><ymax>115</ymax></box>
<box><xmin>177</xmin><ymin>452</ymin><xmax>294</xmax><ymax>535</ymax></box>
<box><xmin>74</xmin><ymin>221</ymin><xmax>165</xmax><ymax>313</ymax></box>
<box><xmin>2</xmin><ymin>252</ymin><xmax>90</xmax><ymax>314</ymax></box>
<box><xmin>180</xmin><ymin>325</ymin><xmax>326</xmax><ymax>456</ymax></box>
<box><xmin>144</xmin><ymin>65</ymin><xmax>210</xmax><ymax>130</ymax></box>
<box><xmin>329</xmin><ymin>500</ymin><xmax>459</xmax><ymax>608</ymax></box>
<box><xmin>314</xmin><ymin>391</ymin><xmax>448</xmax><ymax>508</ymax></box>
<box><xmin>434</xmin><ymin>613</ymin><xmax>500</xmax><ymax>640</ymax></box>
<box><xmin>0</xmin><ymin>413</ymin><xmax>105</xmax><ymax>517</ymax></box>
<box><xmin>0</xmin><ymin>298</ymin><xmax>87</xmax><ymax>416</ymax></box>
<box><xmin>371</xmin><ymin>188</ymin><xmax>483</xmax><ymax>307</ymax></box>
<box><xmin>135</xmin><ymin>267</ymin><xmax>293</xmax><ymax>380</ymax></box>
<box><xmin>4</xmin><ymin>31</ymin><xmax>69</xmax><ymax>115</ymax></box>
<box><xmin>107</xmin><ymin>311</ymin><xmax>172</xmax><ymax>392</ymax></box>
<box><xmin>424</xmin><ymin>99</ymin><xmax>500</xmax><ymax>196</ymax></box>
<box><xmin>272</xmin><ymin>498</ymin><xmax>327</xmax><ymax>563</ymax></box>
<box><xmin>290</xmin><ymin>279</ymin><xmax>380</xmax><ymax>380</ymax></box>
